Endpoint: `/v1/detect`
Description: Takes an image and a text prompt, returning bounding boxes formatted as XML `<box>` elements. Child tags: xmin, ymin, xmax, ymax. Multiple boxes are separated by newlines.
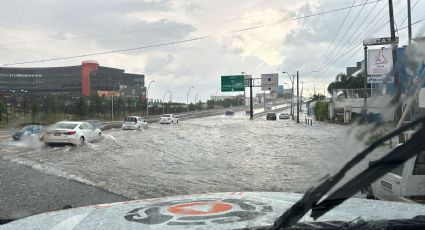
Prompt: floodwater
<box><xmin>1</xmin><ymin>110</ymin><xmax>387</xmax><ymax>200</ymax></box>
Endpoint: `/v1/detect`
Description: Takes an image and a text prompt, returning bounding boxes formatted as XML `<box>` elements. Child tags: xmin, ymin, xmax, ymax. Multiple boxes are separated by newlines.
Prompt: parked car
<box><xmin>159</xmin><ymin>114</ymin><xmax>179</xmax><ymax>124</ymax></box>
<box><xmin>266</xmin><ymin>112</ymin><xmax>276</xmax><ymax>120</ymax></box>
<box><xmin>12</xmin><ymin>125</ymin><xmax>44</xmax><ymax>140</ymax></box>
<box><xmin>86</xmin><ymin>120</ymin><xmax>103</xmax><ymax>129</ymax></box>
<box><xmin>365</xmin><ymin>143</ymin><xmax>425</xmax><ymax>203</ymax></box>
<box><xmin>225</xmin><ymin>110</ymin><xmax>235</xmax><ymax>116</ymax></box>
<box><xmin>279</xmin><ymin>113</ymin><xmax>290</xmax><ymax>119</ymax></box>
<box><xmin>43</xmin><ymin>121</ymin><xmax>102</xmax><ymax>146</ymax></box>
<box><xmin>122</xmin><ymin>116</ymin><xmax>148</xmax><ymax>130</ymax></box>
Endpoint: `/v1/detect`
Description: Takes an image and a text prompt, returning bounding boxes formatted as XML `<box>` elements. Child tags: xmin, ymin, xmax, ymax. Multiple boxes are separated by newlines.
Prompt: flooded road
<box><xmin>1</xmin><ymin>110</ymin><xmax>387</xmax><ymax>200</ymax></box>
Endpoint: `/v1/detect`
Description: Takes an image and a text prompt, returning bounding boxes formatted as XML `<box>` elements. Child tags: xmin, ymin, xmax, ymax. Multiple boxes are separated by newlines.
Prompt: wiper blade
<box><xmin>272</xmin><ymin>116</ymin><xmax>425</xmax><ymax>229</ymax></box>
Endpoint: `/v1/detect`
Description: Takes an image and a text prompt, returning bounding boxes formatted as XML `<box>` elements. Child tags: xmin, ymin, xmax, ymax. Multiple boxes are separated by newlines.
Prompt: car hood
<box><xmin>2</xmin><ymin>192</ymin><xmax>425</xmax><ymax>230</ymax></box>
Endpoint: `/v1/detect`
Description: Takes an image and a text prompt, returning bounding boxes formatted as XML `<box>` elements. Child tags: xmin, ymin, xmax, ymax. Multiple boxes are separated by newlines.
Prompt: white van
<box><xmin>366</xmin><ymin>139</ymin><xmax>425</xmax><ymax>203</ymax></box>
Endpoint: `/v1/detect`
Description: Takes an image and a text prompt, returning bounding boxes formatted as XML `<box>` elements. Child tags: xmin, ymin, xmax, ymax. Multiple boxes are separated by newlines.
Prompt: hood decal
<box><xmin>124</xmin><ymin>198</ymin><xmax>272</xmax><ymax>226</ymax></box>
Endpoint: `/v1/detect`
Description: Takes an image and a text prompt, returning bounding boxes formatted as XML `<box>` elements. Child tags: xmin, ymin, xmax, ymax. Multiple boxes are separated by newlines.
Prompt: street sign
<box><xmin>367</xmin><ymin>75</ymin><xmax>394</xmax><ymax>83</ymax></box>
<box><xmin>367</xmin><ymin>48</ymin><xmax>393</xmax><ymax>76</ymax></box>
<box><xmin>276</xmin><ymin>85</ymin><xmax>284</xmax><ymax>94</ymax></box>
<box><xmin>221</xmin><ymin>75</ymin><xmax>245</xmax><ymax>92</ymax></box>
<box><xmin>261</xmin><ymin>73</ymin><xmax>278</xmax><ymax>91</ymax></box>
<box><xmin>363</xmin><ymin>37</ymin><xmax>399</xmax><ymax>46</ymax></box>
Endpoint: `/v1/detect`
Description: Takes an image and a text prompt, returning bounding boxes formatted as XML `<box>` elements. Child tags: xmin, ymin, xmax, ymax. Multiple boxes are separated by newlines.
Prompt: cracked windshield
<box><xmin>1</xmin><ymin>0</ymin><xmax>425</xmax><ymax>229</ymax></box>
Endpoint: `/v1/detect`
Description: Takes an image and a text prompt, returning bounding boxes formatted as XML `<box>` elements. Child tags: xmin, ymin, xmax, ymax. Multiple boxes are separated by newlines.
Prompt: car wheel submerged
<box><xmin>77</xmin><ymin>137</ymin><xmax>85</xmax><ymax>146</ymax></box>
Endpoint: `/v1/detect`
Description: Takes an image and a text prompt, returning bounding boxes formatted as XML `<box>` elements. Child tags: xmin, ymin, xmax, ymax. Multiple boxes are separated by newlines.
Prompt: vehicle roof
<box><xmin>163</xmin><ymin>114</ymin><xmax>173</xmax><ymax>116</ymax></box>
<box><xmin>55</xmin><ymin>121</ymin><xmax>85</xmax><ymax>125</ymax></box>
<box><xmin>126</xmin><ymin>116</ymin><xmax>141</xmax><ymax>118</ymax></box>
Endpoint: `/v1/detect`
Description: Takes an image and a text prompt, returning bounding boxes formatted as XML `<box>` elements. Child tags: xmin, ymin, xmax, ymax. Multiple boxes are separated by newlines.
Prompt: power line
<box><xmin>396</xmin><ymin>17</ymin><xmax>425</xmax><ymax>31</ymax></box>
<box><xmin>313</xmin><ymin>1</ymin><xmax>390</xmax><ymax>80</ymax></box>
<box><xmin>315</xmin><ymin>0</ymin><xmax>371</xmax><ymax>73</ymax></box>
<box><xmin>0</xmin><ymin>0</ymin><xmax>381</xmax><ymax>48</ymax></box>
<box><xmin>311</xmin><ymin>0</ymin><xmax>359</xmax><ymax>72</ymax></box>
<box><xmin>398</xmin><ymin>0</ymin><xmax>419</xmax><ymax>29</ymax></box>
<box><xmin>1</xmin><ymin>36</ymin><xmax>211</xmax><ymax>66</ymax></box>
<box><xmin>314</xmin><ymin>0</ymin><xmax>377</xmax><ymax>78</ymax></box>
<box><xmin>0</xmin><ymin>0</ymin><xmax>382</xmax><ymax>67</ymax></box>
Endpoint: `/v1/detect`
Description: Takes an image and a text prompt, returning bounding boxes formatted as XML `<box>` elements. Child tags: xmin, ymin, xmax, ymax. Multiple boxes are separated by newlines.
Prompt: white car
<box><xmin>43</xmin><ymin>121</ymin><xmax>102</xmax><ymax>146</ymax></box>
<box><xmin>279</xmin><ymin>113</ymin><xmax>290</xmax><ymax>119</ymax></box>
<box><xmin>122</xmin><ymin>116</ymin><xmax>148</xmax><ymax>130</ymax></box>
<box><xmin>159</xmin><ymin>114</ymin><xmax>179</xmax><ymax>124</ymax></box>
<box><xmin>366</xmin><ymin>143</ymin><xmax>425</xmax><ymax>203</ymax></box>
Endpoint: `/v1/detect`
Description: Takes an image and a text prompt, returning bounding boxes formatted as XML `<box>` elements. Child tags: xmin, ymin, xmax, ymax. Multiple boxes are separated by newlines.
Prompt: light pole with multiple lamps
<box><xmin>145</xmin><ymin>80</ymin><xmax>155</xmax><ymax>117</ymax></box>
<box><xmin>282</xmin><ymin>72</ymin><xmax>295</xmax><ymax>120</ymax></box>
<box><xmin>186</xmin><ymin>86</ymin><xmax>194</xmax><ymax>112</ymax></box>
<box><xmin>283</xmin><ymin>71</ymin><xmax>319</xmax><ymax>123</ymax></box>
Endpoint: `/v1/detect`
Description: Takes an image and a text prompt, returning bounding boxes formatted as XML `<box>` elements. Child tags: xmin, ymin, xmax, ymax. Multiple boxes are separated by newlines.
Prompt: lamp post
<box><xmin>194</xmin><ymin>94</ymin><xmax>199</xmax><ymax>111</ymax></box>
<box><xmin>282</xmin><ymin>72</ymin><xmax>295</xmax><ymax>120</ymax></box>
<box><xmin>162</xmin><ymin>90</ymin><xmax>170</xmax><ymax>115</ymax></box>
<box><xmin>146</xmin><ymin>80</ymin><xmax>155</xmax><ymax>117</ymax></box>
<box><xmin>111</xmin><ymin>84</ymin><xmax>119</xmax><ymax>121</ymax></box>
<box><xmin>241</xmin><ymin>72</ymin><xmax>248</xmax><ymax>105</ymax></box>
<box><xmin>187</xmin><ymin>86</ymin><xmax>194</xmax><ymax>112</ymax></box>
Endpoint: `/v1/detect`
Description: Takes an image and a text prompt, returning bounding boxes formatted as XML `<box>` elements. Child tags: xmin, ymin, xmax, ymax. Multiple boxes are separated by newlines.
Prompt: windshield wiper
<box><xmin>272</xmin><ymin>116</ymin><xmax>425</xmax><ymax>229</ymax></box>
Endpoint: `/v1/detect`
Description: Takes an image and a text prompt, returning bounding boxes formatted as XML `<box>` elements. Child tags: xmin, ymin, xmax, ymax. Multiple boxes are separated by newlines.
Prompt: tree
<box><xmin>206</xmin><ymin>100</ymin><xmax>215</xmax><ymax>109</ymax></box>
<box><xmin>0</xmin><ymin>100</ymin><xmax>6</xmax><ymax>122</ymax></box>
<box><xmin>89</xmin><ymin>94</ymin><xmax>103</xmax><ymax>118</ymax></box>
<box><xmin>327</xmin><ymin>73</ymin><xmax>370</xmax><ymax>97</ymax></box>
<box><xmin>75</xmin><ymin>97</ymin><xmax>88</xmax><ymax>120</ymax></box>
<box><xmin>30</xmin><ymin>99</ymin><xmax>39</xmax><ymax>123</ymax></box>
<box><xmin>311</xmin><ymin>94</ymin><xmax>326</xmax><ymax>101</ymax></box>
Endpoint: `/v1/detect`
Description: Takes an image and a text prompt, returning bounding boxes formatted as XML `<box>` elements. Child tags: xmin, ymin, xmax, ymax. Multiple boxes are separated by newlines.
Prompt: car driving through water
<box><xmin>12</xmin><ymin>125</ymin><xmax>44</xmax><ymax>141</ymax></box>
<box><xmin>43</xmin><ymin>121</ymin><xmax>102</xmax><ymax>146</ymax></box>
<box><xmin>159</xmin><ymin>114</ymin><xmax>179</xmax><ymax>124</ymax></box>
<box><xmin>122</xmin><ymin>116</ymin><xmax>148</xmax><ymax>130</ymax></box>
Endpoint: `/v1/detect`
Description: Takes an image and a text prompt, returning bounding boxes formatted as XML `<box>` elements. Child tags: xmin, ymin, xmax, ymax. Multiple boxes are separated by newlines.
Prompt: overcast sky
<box><xmin>0</xmin><ymin>0</ymin><xmax>424</xmax><ymax>102</ymax></box>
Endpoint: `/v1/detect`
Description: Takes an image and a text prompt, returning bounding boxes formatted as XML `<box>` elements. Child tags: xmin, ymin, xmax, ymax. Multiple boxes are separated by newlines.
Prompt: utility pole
<box><xmin>146</xmin><ymin>80</ymin><xmax>155</xmax><ymax>117</ymax></box>
<box><xmin>283</xmin><ymin>72</ymin><xmax>295</xmax><ymax>119</ymax></box>
<box><xmin>301</xmin><ymin>81</ymin><xmax>304</xmax><ymax>105</ymax></box>
<box><xmin>389</xmin><ymin>0</ymin><xmax>401</xmax><ymax>103</ymax></box>
<box><xmin>407</xmin><ymin>0</ymin><xmax>412</xmax><ymax>45</ymax></box>
<box><xmin>249</xmin><ymin>78</ymin><xmax>253</xmax><ymax>120</ymax></box>
<box><xmin>363</xmin><ymin>46</ymin><xmax>368</xmax><ymax>121</ymax></box>
<box><xmin>186</xmin><ymin>86</ymin><xmax>193</xmax><ymax>112</ymax></box>
<box><xmin>296</xmin><ymin>71</ymin><xmax>300</xmax><ymax>123</ymax></box>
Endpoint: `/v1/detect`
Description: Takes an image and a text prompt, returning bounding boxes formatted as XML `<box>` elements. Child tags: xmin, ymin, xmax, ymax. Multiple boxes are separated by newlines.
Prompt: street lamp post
<box><xmin>146</xmin><ymin>80</ymin><xmax>155</xmax><ymax>117</ymax></box>
<box><xmin>283</xmin><ymin>72</ymin><xmax>295</xmax><ymax>120</ymax></box>
<box><xmin>162</xmin><ymin>90</ymin><xmax>170</xmax><ymax>115</ymax></box>
<box><xmin>187</xmin><ymin>86</ymin><xmax>194</xmax><ymax>112</ymax></box>
<box><xmin>111</xmin><ymin>84</ymin><xmax>119</xmax><ymax>121</ymax></box>
<box><xmin>194</xmin><ymin>93</ymin><xmax>199</xmax><ymax>111</ymax></box>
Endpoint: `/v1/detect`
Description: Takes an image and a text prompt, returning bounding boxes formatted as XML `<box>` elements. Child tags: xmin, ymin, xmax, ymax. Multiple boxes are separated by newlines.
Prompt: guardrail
<box><xmin>101</xmin><ymin>102</ymin><xmax>290</xmax><ymax>130</ymax></box>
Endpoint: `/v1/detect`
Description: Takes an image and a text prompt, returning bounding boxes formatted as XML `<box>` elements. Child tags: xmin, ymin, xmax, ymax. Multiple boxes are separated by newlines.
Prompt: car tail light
<box><xmin>65</xmin><ymin>131</ymin><xmax>76</xmax><ymax>135</ymax></box>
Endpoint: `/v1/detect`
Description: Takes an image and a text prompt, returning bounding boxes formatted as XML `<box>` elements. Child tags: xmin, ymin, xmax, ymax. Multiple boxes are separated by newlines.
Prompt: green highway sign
<box><xmin>221</xmin><ymin>75</ymin><xmax>245</xmax><ymax>92</ymax></box>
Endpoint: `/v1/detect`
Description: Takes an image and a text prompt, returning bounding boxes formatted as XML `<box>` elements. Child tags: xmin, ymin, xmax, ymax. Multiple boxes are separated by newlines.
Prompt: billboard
<box><xmin>221</xmin><ymin>75</ymin><xmax>245</xmax><ymax>92</ymax></box>
<box><xmin>367</xmin><ymin>48</ymin><xmax>393</xmax><ymax>76</ymax></box>
<box><xmin>261</xmin><ymin>73</ymin><xmax>278</xmax><ymax>91</ymax></box>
